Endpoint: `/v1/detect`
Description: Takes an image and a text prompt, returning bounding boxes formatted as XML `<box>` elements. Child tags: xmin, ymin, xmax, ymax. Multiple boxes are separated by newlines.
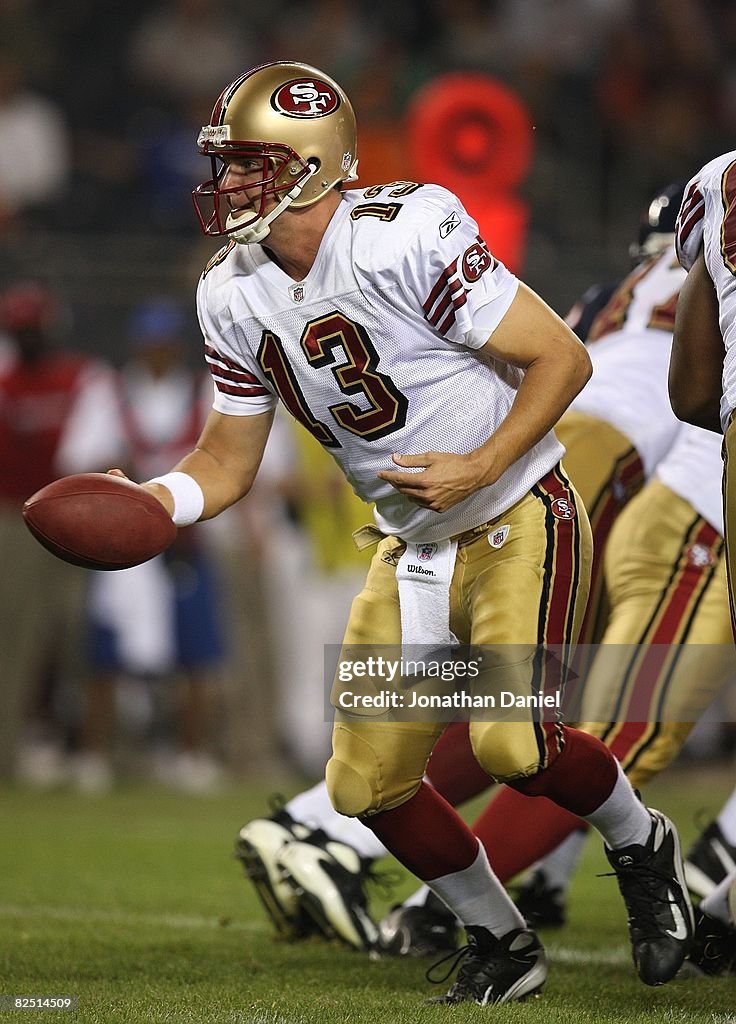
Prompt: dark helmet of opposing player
<box><xmin>630</xmin><ymin>181</ymin><xmax>686</xmax><ymax>263</ymax></box>
<box><xmin>192</xmin><ymin>61</ymin><xmax>358</xmax><ymax>245</ymax></box>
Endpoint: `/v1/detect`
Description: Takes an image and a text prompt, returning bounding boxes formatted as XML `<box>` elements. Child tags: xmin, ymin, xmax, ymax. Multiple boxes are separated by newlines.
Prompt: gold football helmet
<box><xmin>193</xmin><ymin>61</ymin><xmax>358</xmax><ymax>244</ymax></box>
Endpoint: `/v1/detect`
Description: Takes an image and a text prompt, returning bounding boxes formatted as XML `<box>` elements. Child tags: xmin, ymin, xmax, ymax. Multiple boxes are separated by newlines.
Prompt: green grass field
<box><xmin>1</xmin><ymin>765</ymin><xmax>735</xmax><ymax>1023</ymax></box>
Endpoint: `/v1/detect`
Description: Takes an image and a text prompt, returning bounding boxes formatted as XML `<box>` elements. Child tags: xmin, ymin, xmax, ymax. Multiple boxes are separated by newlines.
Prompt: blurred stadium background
<box><xmin>3</xmin><ymin>0</ymin><xmax>736</xmax><ymax>347</ymax></box>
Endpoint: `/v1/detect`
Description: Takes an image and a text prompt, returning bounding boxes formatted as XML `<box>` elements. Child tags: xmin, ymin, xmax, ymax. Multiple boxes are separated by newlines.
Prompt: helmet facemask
<box><xmin>193</xmin><ymin>140</ymin><xmax>318</xmax><ymax>244</ymax></box>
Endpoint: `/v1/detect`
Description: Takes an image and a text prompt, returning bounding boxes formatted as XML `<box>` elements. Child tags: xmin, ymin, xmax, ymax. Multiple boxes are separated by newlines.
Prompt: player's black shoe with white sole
<box><xmin>684</xmin><ymin>821</ymin><xmax>736</xmax><ymax>899</ymax></box>
<box><xmin>426</xmin><ymin>926</ymin><xmax>547</xmax><ymax>1006</ymax></box>
<box><xmin>379</xmin><ymin>894</ymin><xmax>459</xmax><ymax>957</ymax></box>
<box><xmin>606</xmin><ymin>809</ymin><xmax>694</xmax><ymax>985</ymax></box>
<box><xmin>513</xmin><ymin>869</ymin><xmax>567</xmax><ymax>929</ymax></box>
<box><xmin>235</xmin><ymin>807</ymin><xmax>319</xmax><ymax>938</ymax></box>
<box><xmin>687</xmin><ymin>907</ymin><xmax>736</xmax><ymax>976</ymax></box>
<box><xmin>277</xmin><ymin>838</ymin><xmax>379</xmax><ymax>951</ymax></box>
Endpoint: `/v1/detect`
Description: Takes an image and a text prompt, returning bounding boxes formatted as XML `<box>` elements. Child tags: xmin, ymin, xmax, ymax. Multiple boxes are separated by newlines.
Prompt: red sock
<box><xmin>470</xmin><ymin>726</ymin><xmax>617</xmax><ymax>884</ymax></box>
<box><xmin>426</xmin><ymin>721</ymin><xmax>495</xmax><ymax>806</ymax></box>
<box><xmin>473</xmin><ymin>788</ymin><xmax>585</xmax><ymax>883</ymax></box>
<box><xmin>360</xmin><ymin>781</ymin><xmax>479</xmax><ymax>880</ymax></box>
<box><xmin>510</xmin><ymin>725</ymin><xmax>618</xmax><ymax>814</ymax></box>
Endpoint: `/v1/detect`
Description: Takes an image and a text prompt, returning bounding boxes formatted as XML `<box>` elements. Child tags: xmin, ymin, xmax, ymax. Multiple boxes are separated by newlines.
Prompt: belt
<box><xmin>351</xmin><ymin>517</ymin><xmax>498</xmax><ymax>553</ymax></box>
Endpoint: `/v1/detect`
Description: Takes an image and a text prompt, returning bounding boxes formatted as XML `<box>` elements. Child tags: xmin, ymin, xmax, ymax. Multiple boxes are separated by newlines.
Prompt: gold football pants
<box><xmin>555</xmin><ymin>410</ymin><xmax>645</xmax><ymax>647</ymax></box>
<box><xmin>578</xmin><ymin>478</ymin><xmax>734</xmax><ymax>788</ymax></box>
<box><xmin>326</xmin><ymin>467</ymin><xmax>592</xmax><ymax>817</ymax></box>
<box><xmin>723</xmin><ymin>412</ymin><xmax>736</xmax><ymax>637</ymax></box>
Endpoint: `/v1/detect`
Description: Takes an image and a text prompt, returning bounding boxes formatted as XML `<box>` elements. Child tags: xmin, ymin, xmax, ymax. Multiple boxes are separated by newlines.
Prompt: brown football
<box><xmin>22</xmin><ymin>473</ymin><xmax>177</xmax><ymax>570</ymax></box>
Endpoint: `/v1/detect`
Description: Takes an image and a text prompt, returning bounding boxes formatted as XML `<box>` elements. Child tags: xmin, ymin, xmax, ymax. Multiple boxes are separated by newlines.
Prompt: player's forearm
<box><xmin>472</xmin><ymin>346</ymin><xmax>591</xmax><ymax>485</ymax></box>
<box><xmin>145</xmin><ymin>446</ymin><xmax>256</xmax><ymax>521</ymax></box>
<box><xmin>142</xmin><ymin>408</ymin><xmax>274</xmax><ymax>522</ymax></box>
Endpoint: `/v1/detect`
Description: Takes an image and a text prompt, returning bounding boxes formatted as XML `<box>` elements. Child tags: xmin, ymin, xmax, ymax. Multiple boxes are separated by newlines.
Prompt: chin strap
<box><xmin>227</xmin><ymin>163</ymin><xmax>318</xmax><ymax>245</ymax></box>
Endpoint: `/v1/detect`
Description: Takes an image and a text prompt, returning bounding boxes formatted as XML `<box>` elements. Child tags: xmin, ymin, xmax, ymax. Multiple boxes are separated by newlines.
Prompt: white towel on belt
<box><xmin>395</xmin><ymin>539</ymin><xmax>459</xmax><ymax>660</ymax></box>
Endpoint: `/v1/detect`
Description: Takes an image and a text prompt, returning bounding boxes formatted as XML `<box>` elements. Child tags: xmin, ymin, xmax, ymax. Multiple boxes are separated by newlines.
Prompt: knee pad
<box><xmin>469</xmin><ymin>720</ymin><xmax>544</xmax><ymax>782</ymax></box>
<box><xmin>326</xmin><ymin>721</ymin><xmax>434</xmax><ymax>816</ymax></box>
<box><xmin>325</xmin><ymin>755</ymin><xmax>376</xmax><ymax>818</ymax></box>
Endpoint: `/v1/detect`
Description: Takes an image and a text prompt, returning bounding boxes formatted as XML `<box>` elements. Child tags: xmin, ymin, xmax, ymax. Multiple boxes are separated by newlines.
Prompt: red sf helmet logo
<box><xmin>271</xmin><ymin>79</ymin><xmax>341</xmax><ymax>118</ymax></box>
<box><xmin>461</xmin><ymin>240</ymin><xmax>493</xmax><ymax>282</ymax></box>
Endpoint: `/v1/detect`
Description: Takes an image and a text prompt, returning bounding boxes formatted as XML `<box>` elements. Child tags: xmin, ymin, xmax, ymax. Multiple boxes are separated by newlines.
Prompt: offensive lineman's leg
<box><xmin>471</xmin><ymin>483</ymin><xmax>734</xmax><ymax>884</ymax></box>
<box><xmin>723</xmin><ymin>414</ymin><xmax>736</xmax><ymax>637</ymax></box>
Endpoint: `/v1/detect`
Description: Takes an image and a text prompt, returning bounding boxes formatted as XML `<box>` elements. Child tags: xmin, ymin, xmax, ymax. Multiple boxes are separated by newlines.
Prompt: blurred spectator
<box><xmin>66</xmin><ymin>299</ymin><xmax>229</xmax><ymax>793</ymax></box>
<box><xmin>0</xmin><ymin>281</ymin><xmax>117</xmax><ymax>783</ymax></box>
<box><xmin>256</xmin><ymin>417</ymin><xmax>372</xmax><ymax>777</ymax></box>
<box><xmin>0</xmin><ymin>49</ymin><xmax>70</xmax><ymax>232</ymax></box>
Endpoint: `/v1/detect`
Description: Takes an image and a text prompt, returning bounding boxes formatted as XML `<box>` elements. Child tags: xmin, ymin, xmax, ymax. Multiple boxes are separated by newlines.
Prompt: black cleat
<box><xmin>687</xmin><ymin>907</ymin><xmax>736</xmax><ymax>976</ymax></box>
<box><xmin>606</xmin><ymin>809</ymin><xmax>694</xmax><ymax>985</ymax></box>
<box><xmin>684</xmin><ymin>821</ymin><xmax>736</xmax><ymax>899</ymax></box>
<box><xmin>235</xmin><ymin>808</ymin><xmax>318</xmax><ymax>939</ymax></box>
<box><xmin>379</xmin><ymin>895</ymin><xmax>459</xmax><ymax>957</ymax></box>
<box><xmin>513</xmin><ymin>870</ymin><xmax>567</xmax><ymax>929</ymax></box>
<box><xmin>427</xmin><ymin>926</ymin><xmax>547</xmax><ymax>1006</ymax></box>
<box><xmin>277</xmin><ymin>838</ymin><xmax>379</xmax><ymax>950</ymax></box>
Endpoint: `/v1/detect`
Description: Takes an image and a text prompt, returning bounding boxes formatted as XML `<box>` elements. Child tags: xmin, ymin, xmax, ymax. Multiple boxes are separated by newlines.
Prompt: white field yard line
<box><xmin>0</xmin><ymin>903</ymin><xmax>261</xmax><ymax>933</ymax></box>
<box><xmin>0</xmin><ymin>903</ymin><xmax>630</xmax><ymax>964</ymax></box>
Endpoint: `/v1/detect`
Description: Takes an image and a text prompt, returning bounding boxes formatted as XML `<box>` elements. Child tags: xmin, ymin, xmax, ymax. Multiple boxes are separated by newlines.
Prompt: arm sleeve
<box><xmin>396</xmin><ymin>193</ymin><xmax>519</xmax><ymax>349</ymax></box>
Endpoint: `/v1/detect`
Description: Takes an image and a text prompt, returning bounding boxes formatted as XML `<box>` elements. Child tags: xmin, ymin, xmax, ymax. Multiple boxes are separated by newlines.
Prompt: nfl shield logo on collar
<box><xmin>290</xmin><ymin>283</ymin><xmax>305</xmax><ymax>303</ymax></box>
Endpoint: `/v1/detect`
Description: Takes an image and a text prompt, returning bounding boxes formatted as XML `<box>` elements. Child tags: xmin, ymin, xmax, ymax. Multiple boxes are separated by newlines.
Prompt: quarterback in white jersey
<box><xmin>125</xmin><ymin>61</ymin><xmax>694</xmax><ymax>1000</ymax></box>
<box><xmin>200</xmin><ymin>183</ymin><xmax>563</xmax><ymax>543</ymax></box>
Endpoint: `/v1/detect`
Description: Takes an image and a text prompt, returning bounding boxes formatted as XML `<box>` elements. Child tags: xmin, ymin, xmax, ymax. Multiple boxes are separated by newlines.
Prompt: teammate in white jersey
<box><xmin>672</xmin><ymin>151</ymin><xmax>736</xmax><ymax>632</ymax></box>
<box><xmin>120</xmin><ymin>61</ymin><xmax>694</xmax><ymax>1001</ymax></box>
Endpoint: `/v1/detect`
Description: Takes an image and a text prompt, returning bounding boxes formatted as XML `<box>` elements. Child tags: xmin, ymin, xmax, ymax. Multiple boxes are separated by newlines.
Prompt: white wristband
<box><xmin>147</xmin><ymin>472</ymin><xmax>204</xmax><ymax>526</ymax></box>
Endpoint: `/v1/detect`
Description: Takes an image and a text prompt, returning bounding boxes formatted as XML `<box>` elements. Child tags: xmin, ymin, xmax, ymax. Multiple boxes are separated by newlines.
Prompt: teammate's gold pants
<box><xmin>579</xmin><ymin>479</ymin><xmax>734</xmax><ymax>788</ymax></box>
<box><xmin>555</xmin><ymin>411</ymin><xmax>645</xmax><ymax>646</ymax></box>
<box><xmin>723</xmin><ymin>412</ymin><xmax>736</xmax><ymax>638</ymax></box>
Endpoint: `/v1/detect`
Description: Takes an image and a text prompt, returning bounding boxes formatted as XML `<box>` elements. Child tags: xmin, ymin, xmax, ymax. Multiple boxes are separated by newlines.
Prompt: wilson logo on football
<box><xmin>271</xmin><ymin>79</ymin><xmax>341</xmax><ymax>118</ymax></box>
<box><xmin>461</xmin><ymin>241</ymin><xmax>492</xmax><ymax>282</ymax></box>
<box><xmin>550</xmin><ymin>498</ymin><xmax>576</xmax><ymax>520</ymax></box>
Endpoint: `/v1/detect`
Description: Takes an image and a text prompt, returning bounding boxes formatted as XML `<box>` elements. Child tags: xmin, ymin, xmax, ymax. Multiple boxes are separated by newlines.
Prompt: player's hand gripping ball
<box><xmin>22</xmin><ymin>473</ymin><xmax>177</xmax><ymax>570</ymax></box>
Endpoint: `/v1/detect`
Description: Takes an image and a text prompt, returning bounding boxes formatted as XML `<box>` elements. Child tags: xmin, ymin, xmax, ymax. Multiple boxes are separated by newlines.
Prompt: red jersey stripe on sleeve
<box><xmin>205</xmin><ymin>344</ymin><xmax>270</xmax><ymax>397</ymax></box>
<box><xmin>676</xmin><ymin>183</ymin><xmax>704</xmax><ymax>250</ymax></box>
<box><xmin>423</xmin><ymin>259</ymin><xmax>469</xmax><ymax>335</ymax></box>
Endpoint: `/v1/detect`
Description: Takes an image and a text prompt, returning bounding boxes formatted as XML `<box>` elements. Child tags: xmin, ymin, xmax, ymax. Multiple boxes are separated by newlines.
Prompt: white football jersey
<box><xmin>654</xmin><ymin>423</ymin><xmax>724</xmax><ymax>535</ymax></box>
<box><xmin>676</xmin><ymin>150</ymin><xmax>736</xmax><ymax>431</ymax></box>
<box><xmin>569</xmin><ymin>246</ymin><xmax>684</xmax><ymax>477</ymax></box>
<box><xmin>197</xmin><ymin>184</ymin><xmax>563</xmax><ymax>542</ymax></box>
